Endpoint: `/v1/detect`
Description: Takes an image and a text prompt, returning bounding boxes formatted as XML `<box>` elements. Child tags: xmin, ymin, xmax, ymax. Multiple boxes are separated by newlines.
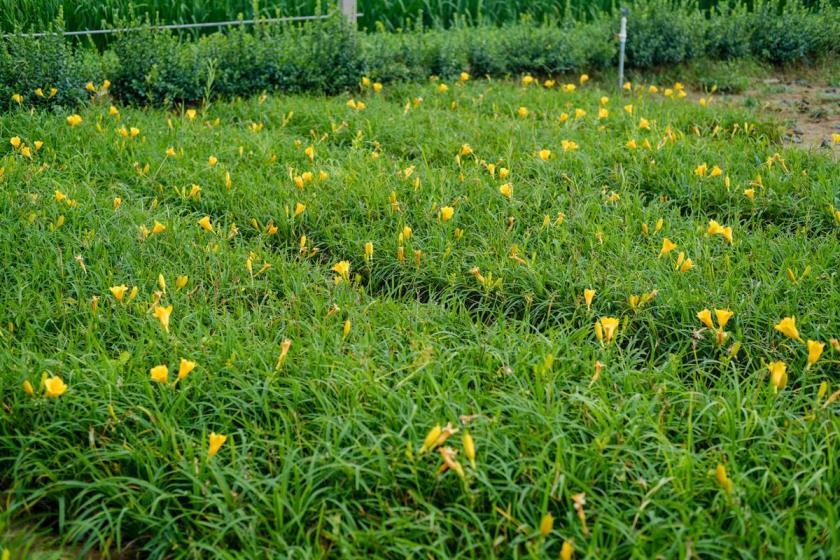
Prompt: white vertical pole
<box><xmin>341</xmin><ymin>0</ymin><xmax>357</xmax><ymax>24</ymax></box>
<box><xmin>618</xmin><ymin>7</ymin><xmax>628</xmax><ymax>91</ymax></box>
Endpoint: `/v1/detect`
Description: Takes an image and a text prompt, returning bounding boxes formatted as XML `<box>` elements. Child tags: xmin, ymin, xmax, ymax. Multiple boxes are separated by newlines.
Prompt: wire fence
<box><xmin>3</xmin><ymin>1</ymin><xmax>359</xmax><ymax>38</ymax></box>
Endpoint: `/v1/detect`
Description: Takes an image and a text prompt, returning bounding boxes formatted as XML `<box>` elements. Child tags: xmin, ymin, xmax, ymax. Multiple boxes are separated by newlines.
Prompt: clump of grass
<box><xmin>0</xmin><ymin>73</ymin><xmax>838</xmax><ymax>558</ymax></box>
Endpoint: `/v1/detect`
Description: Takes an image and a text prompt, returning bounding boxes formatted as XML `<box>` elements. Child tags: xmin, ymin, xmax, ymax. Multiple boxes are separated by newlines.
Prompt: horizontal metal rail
<box><xmin>3</xmin><ymin>13</ymin><xmax>362</xmax><ymax>39</ymax></box>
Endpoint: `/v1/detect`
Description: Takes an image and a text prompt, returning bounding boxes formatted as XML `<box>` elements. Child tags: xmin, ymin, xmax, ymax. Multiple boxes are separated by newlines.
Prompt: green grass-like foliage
<box><xmin>0</xmin><ymin>71</ymin><xmax>838</xmax><ymax>557</ymax></box>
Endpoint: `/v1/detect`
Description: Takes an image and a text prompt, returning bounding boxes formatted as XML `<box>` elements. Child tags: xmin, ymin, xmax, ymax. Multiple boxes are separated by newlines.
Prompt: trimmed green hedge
<box><xmin>1</xmin><ymin>0</ymin><xmax>838</xmax><ymax>109</ymax></box>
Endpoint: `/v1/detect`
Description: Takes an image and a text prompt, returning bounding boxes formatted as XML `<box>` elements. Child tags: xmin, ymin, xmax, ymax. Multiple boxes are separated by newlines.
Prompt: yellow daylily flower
<box><xmin>332</xmin><ymin>260</ymin><xmax>351</xmax><ymax>283</ymax></box>
<box><xmin>110</xmin><ymin>285</ymin><xmax>128</xmax><ymax>302</ymax></box>
<box><xmin>178</xmin><ymin>358</ymin><xmax>196</xmax><ymax>380</ymax></box>
<box><xmin>584</xmin><ymin>289</ymin><xmax>595</xmax><ymax>309</ymax></box>
<box><xmin>806</xmin><ymin>340</ymin><xmax>825</xmax><ymax>368</ymax></box>
<box><xmin>208</xmin><ymin>432</ymin><xmax>227</xmax><ymax>459</ymax></box>
<box><xmin>659</xmin><ymin>238</ymin><xmax>677</xmax><ymax>258</ymax></box>
<box><xmin>44</xmin><ymin>375</ymin><xmax>68</xmax><ymax>397</ymax></box>
<box><xmin>150</xmin><ymin>364</ymin><xmax>169</xmax><ymax>383</ymax></box>
<box><xmin>198</xmin><ymin>216</ymin><xmax>213</xmax><ymax>232</ymax></box>
<box><xmin>153</xmin><ymin>304</ymin><xmax>173</xmax><ymax>333</ymax></box>
<box><xmin>499</xmin><ymin>183</ymin><xmax>512</xmax><ymax>199</ymax></box>
<box><xmin>697</xmin><ymin>309</ymin><xmax>714</xmax><ymax>330</ymax></box>
<box><xmin>768</xmin><ymin>361</ymin><xmax>788</xmax><ymax>393</ymax></box>
<box><xmin>715</xmin><ymin>309</ymin><xmax>734</xmax><ymax>329</ymax></box>
<box><xmin>596</xmin><ymin>317</ymin><xmax>619</xmax><ymax>344</ymax></box>
<box><xmin>774</xmin><ymin>317</ymin><xmax>802</xmax><ymax>342</ymax></box>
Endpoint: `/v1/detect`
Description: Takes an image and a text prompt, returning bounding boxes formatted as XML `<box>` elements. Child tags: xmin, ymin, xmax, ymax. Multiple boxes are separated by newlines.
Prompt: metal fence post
<box><xmin>618</xmin><ymin>7</ymin><xmax>628</xmax><ymax>91</ymax></box>
<box><xmin>341</xmin><ymin>0</ymin><xmax>357</xmax><ymax>23</ymax></box>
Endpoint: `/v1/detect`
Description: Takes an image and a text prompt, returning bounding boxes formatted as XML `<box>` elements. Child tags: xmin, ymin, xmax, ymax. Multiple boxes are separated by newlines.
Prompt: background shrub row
<box><xmin>1</xmin><ymin>0</ymin><xmax>838</xmax><ymax>109</ymax></box>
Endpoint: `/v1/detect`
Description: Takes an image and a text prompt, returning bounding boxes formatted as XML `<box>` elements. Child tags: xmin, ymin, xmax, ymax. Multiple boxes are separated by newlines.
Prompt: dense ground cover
<box><xmin>1</xmin><ymin>73</ymin><xmax>839</xmax><ymax>557</ymax></box>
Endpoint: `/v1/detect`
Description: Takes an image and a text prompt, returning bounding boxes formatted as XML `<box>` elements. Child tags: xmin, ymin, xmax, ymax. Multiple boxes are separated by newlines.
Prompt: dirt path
<box><xmin>722</xmin><ymin>79</ymin><xmax>840</xmax><ymax>153</ymax></box>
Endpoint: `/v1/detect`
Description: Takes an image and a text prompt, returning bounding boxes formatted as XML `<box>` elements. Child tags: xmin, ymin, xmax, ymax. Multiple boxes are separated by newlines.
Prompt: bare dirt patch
<box><xmin>723</xmin><ymin>79</ymin><xmax>840</xmax><ymax>153</ymax></box>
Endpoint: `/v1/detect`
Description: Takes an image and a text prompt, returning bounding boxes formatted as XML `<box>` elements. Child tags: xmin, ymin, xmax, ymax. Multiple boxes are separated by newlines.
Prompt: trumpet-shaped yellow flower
<box><xmin>659</xmin><ymin>238</ymin><xmax>677</xmax><ymax>258</ymax></box>
<box><xmin>208</xmin><ymin>155</ymin><xmax>218</xmax><ymax>167</ymax></box>
<box><xmin>178</xmin><ymin>358</ymin><xmax>196</xmax><ymax>380</ymax></box>
<box><xmin>697</xmin><ymin>309</ymin><xmax>714</xmax><ymax>329</ymax></box>
<box><xmin>440</xmin><ymin>206</ymin><xmax>454</xmax><ymax>222</ymax></box>
<box><xmin>499</xmin><ymin>183</ymin><xmax>512</xmax><ymax>199</ymax></box>
<box><xmin>198</xmin><ymin>216</ymin><xmax>213</xmax><ymax>232</ymax></box>
<box><xmin>44</xmin><ymin>375</ymin><xmax>68</xmax><ymax>398</ymax></box>
<box><xmin>584</xmin><ymin>289</ymin><xmax>595</xmax><ymax>309</ymax></box>
<box><xmin>294</xmin><ymin>202</ymin><xmax>306</xmax><ymax>217</ymax></box>
<box><xmin>364</xmin><ymin>241</ymin><xmax>374</xmax><ymax>261</ymax></box>
<box><xmin>768</xmin><ymin>360</ymin><xmax>788</xmax><ymax>392</ymax></box>
<box><xmin>595</xmin><ymin>317</ymin><xmax>619</xmax><ymax>344</ymax></box>
<box><xmin>715</xmin><ymin>309</ymin><xmax>733</xmax><ymax>329</ymax></box>
<box><xmin>332</xmin><ymin>260</ymin><xmax>351</xmax><ymax>283</ymax></box>
<box><xmin>67</xmin><ymin>114</ymin><xmax>83</xmax><ymax>127</ymax></box>
<box><xmin>517</xmin><ymin>106</ymin><xmax>529</xmax><ymax>118</ymax></box>
<box><xmin>538</xmin><ymin>149</ymin><xmax>551</xmax><ymax>161</ymax></box>
<box><xmin>175</xmin><ymin>275</ymin><xmax>188</xmax><ymax>290</ymax></box>
<box><xmin>774</xmin><ymin>317</ymin><xmax>802</xmax><ymax>342</ymax></box>
<box><xmin>152</xmin><ymin>221</ymin><xmax>166</xmax><ymax>234</ymax></box>
<box><xmin>110</xmin><ymin>285</ymin><xmax>128</xmax><ymax>302</ymax></box>
<box><xmin>208</xmin><ymin>432</ymin><xmax>227</xmax><ymax>458</ymax></box>
<box><xmin>23</xmin><ymin>379</ymin><xmax>35</xmax><ymax>396</ymax></box>
<box><xmin>676</xmin><ymin>252</ymin><xmax>694</xmax><ymax>272</ymax></box>
<box><xmin>707</xmin><ymin>220</ymin><xmax>724</xmax><ymax>236</ymax></box>
<box><xmin>806</xmin><ymin>340</ymin><xmax>825</xmax><ymax>368</ymax></box>
<box><xmin>153</xmin><ymin>304</ymin><xmax>173</xmax><ymax>333</ymax></box>
<box><xmin>150</xmin><ymin>365</ymin><xmax>168</xmax><ymax>383</ymax></box>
